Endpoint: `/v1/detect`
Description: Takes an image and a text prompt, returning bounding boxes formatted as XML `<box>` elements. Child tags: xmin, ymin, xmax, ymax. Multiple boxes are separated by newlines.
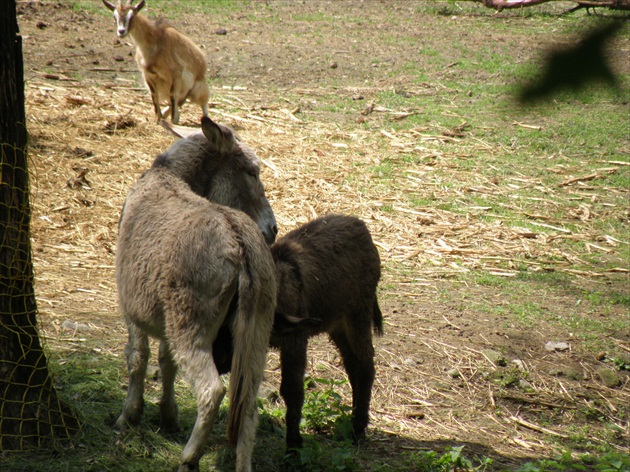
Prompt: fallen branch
<box><xmin>558</xmin><ymin>168</ymin><xmax>617</xmax><ymax>187</ymax></box>
<box><xmin>571</xmin><ymin>0</ymin><xmax>630</xmax><ymax>10</ymax></box>
<box><xmin>478</xmin><ymin>0</ymin><xmax>556</xmax><ymax>10</ymax></box>
<box><xmin>529</xmin><ymin>221</ymin><xmax>572</xmax><ymax>234</ymax></box>
<box><xmin>513</xmin><ymin>121</ymin><xmax>542</xmax><ymax>131</ymax></box>
<box><xmin>508</xmin><ymin>415</ymin><xmax>570</xmax><ymax>438</ymax></box>
<box><xmin>500</xmin><ymin>393</ymin><xmax>578</xmax><ymax>410</ymax></box>
<box><xmin>558</xmin><ymin>172</ymin><xmax>599</xmax><ymax>187</ymax></box>
<box><xmin>475</xmin><ymin>0</ymin><xmax>630</xmax><ymax>10</ymax></box>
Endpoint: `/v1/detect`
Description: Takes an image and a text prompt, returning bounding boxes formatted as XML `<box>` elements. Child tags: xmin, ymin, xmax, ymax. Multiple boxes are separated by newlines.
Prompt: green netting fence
<box><xmin>1</xmin><ymin>1</ymin><xmax>82</xmax><ymax>449</ymax></box>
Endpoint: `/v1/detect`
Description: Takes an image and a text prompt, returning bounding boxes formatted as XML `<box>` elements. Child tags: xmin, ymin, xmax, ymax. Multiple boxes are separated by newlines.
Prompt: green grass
<box><xmin>8</xmin><ymin>352</ymin><xmax>613</xmax><ymax>472</ymax></box>
<box><xmin>71</xmin><ymin>0</ymin><xmax>246</xmax><ymax>18</ymax></box>
<box><xmin>147</xmin><ymin>0</ymin><xmax>246</xmax><ymax>16</ymax></box>
<box><xmin>0</xmin><ymin>353</ymin><xmax>404</xmax><ymax>471</ymax></box>
<box><xmin>464</xmin><ymin>271</ymin><xmax>630</xmax><ymax>356</ymax></box>
<box><xmin>13</xmin><ymin>345</ymin><xmax>623</xmax><ymax>472</ymax></box>
<box><xmin>514</xmin><ymin>450</ymin><xmax>630</xmax><ymax>472</ymax></box>
<box><xmin>404</xmin><ymin>446</ymin><xmax>494</xmax><ymax>471</ymax></box>
<box><xmin>3</xmin><ymin>339</ymin><xmax>628</xmax><ymax>471</ymax></box>
<box><xmin>70</xmin><ymin>1</ymin><xmax>102</xmax><ymax>14</ymax></box>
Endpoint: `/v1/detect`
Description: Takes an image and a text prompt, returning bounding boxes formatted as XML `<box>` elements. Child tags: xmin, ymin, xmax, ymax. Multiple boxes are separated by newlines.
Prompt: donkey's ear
<box><xmin>200</xmin><ymin>116</ymin><xmax>237</xmax><ymax>155</ymax></box>
<box><xmin>160</xmin><ymin>119</ymin><xmax>203</xmax><ymax>139</ymax></box>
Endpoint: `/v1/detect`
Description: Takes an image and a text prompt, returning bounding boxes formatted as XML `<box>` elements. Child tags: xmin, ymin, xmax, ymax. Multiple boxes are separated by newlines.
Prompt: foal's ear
<box><xmin>201</xmin><ymin>116</ymin><xmax>237</xmax><ymax>155</ymax></box>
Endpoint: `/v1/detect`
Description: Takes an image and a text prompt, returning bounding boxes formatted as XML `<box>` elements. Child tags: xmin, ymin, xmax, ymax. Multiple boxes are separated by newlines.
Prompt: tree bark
<box><xmin>0</xmin><ymin>0</ymin><xmax>79</xmax><ymax>450</ymax></box>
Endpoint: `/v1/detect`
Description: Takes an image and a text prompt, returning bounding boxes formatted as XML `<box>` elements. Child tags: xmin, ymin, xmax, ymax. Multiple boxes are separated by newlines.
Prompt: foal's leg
<box><xmin>176</xmin><ymin>347</ymin><xmax>225</xmax><ymax>472</ymax></box>
<box><xmin>115</xmin><ymin>323</ymin><xmax>150</xmax><ymax>430</ymax></box>
<box><xmin>279</xmin><ymin>337</ymin><xmax>308</xmax><ymax>449</ymax></box>
<box><xmin>158</xmin><ymin>340</ymin><xmax>180</xmax><ymax>432</ymax></box>
<box><xmin>330</xmin><ymin>322</ymin><xmax>376</xmax><ymax>442</ymax></box>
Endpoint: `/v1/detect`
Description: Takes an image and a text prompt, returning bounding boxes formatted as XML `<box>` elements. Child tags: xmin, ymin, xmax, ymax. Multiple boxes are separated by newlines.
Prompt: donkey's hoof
<box><xmin>113</xmin><ymin>416</ymin><xmax>132</xmax><ymax>433</ymax></box>
<box><xmin>160</xmin><ymin>418</ymin><xmax>181</xmax><ymax>433</ymax></box>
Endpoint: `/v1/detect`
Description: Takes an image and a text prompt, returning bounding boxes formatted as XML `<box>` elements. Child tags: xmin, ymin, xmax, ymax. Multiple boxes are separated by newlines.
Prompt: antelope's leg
<box><xmin>171</xmin><ymin>96</ymin><xmax>180</xmax><ymax>125</ymax></box>
<box><xmin>146</xmin><ymin>79</ymin><xmax>164</xmax><ymax>122</ymax></box>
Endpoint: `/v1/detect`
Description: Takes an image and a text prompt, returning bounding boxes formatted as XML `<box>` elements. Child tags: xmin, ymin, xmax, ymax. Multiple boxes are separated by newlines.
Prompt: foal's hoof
<box><xmin>177</xmin><ymin>462</ymin><xmax>198</xmax><ymax>472</ymax></box>
<box><xmin>284</xmin><ymin>446</ymin><xmax>301</xmax><ymax>457</ymax></box>
<box><xmin>285</xmin><ymin>438</ymin><xmax>303</xmax><ymax>452</ymax></box>
<box><xmin>352</xmin><ymin>428</ymin><xmax>366</xmax><ymax>445</ymax></box>
<box><xmin>281</xmin><ymin>448</ymin><xmax>304</xmax><ymax>472</ymax></box>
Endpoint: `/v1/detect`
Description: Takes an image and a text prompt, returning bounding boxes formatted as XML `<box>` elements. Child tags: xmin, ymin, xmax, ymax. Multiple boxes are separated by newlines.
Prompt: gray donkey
<box><xmin>115</xmin><ymin>117</ymin><xmax>277</xmax><ymax>472</ymax></box>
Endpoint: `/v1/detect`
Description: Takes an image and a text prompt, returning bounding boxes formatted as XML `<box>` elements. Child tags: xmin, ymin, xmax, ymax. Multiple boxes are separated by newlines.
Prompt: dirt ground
<box><xmin>15</xmin><ymin>0</ymin><xmax>628</xmax><ymax>469</ymax></box>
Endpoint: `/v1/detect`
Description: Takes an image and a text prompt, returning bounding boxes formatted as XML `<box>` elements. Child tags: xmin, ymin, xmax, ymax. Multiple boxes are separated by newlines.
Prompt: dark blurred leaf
<box><xmin>519</xmin><ymin>21</ymin><xmax>623</xmax><ymax>104</ymax></box>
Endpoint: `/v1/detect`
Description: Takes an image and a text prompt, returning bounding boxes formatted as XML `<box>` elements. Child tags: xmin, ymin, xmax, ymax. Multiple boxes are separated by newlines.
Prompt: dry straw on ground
<box><xmin>26</xmin><ymin>77</ymin><xmax>629</xmax><ymax>462</ymax></box>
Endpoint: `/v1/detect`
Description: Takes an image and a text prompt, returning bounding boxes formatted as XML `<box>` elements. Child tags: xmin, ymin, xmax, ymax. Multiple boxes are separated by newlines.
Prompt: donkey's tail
<box><xmin>225</xmin><ymin>255</ymin><xmax>275</xmax><ymax>448</ymax></box>
<box><xmin>372</xmin><ymin>298</ymin><xmax>384</xmax><ymax>337</ymax></box>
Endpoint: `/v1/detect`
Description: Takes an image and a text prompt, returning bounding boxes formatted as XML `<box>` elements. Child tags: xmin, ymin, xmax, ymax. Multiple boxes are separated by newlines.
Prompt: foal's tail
<box><xmin>226</xmin><ymin>255</ymin><xmax>275</xmax><ymax>449</ymax></box>
<box><xmin>372</xmin><ymin>298</ymin><xmax>384</xmax><ymax>337</ymax></box>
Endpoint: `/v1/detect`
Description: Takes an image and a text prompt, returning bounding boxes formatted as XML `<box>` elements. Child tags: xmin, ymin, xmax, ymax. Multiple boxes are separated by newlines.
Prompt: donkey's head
<box><xmin>102</xmin><ymin>0</ymin><xmax>145</xmax><ymax>38</ymax></box>
<box><xmin>156</xmin><ymin>117</ymin><xmax>278</xmax><ymax>244</ymax></box>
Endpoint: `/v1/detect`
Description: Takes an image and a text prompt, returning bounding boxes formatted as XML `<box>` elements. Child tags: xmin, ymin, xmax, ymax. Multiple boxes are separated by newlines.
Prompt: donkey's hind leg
<box><xmin>158</xmin><ymin>340</ymin><xmax>180</xmax><ymax>432</ymax></box>
<box><xmin>330</xmin><ymin>322</ymin><xmax>376</xmax><ymax>443</ymax></box>
<box><xmin>177</xmin><ymin>348</ymin><xmax>226</xmax><ymax>472</ymax></box>
<box><xmin>115</xmin><ymin>323</ymin><xmax>150</xmax><ymax>430</ymax></box>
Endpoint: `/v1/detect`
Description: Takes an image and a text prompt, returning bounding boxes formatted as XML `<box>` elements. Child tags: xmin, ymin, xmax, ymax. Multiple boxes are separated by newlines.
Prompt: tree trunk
<box><xmin>0</xmin><ymin>0</ymin><xmax>79</xmax><ymax>451</ymax></box>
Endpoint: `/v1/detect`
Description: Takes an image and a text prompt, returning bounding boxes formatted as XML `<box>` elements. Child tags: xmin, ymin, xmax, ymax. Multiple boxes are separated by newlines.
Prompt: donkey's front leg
<box><xmin>115</xmin><ymin>323</ymin><xmax>150</xmax><ymax>430</ymax></box>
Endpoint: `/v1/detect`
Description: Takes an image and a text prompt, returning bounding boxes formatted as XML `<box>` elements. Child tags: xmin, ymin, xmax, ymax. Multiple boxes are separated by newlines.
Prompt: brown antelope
<box><xmin>102</xmin><ymin>0</ymin><xmax>210</xmax><ymax>124</ymax></box>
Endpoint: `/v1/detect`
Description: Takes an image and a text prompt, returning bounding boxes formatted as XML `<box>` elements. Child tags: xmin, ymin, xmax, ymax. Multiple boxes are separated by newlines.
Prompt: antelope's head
<box><xmin>102</xmin><ymin>0</ymin><xmax>145</xmax><ymax>38</ymax></box>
